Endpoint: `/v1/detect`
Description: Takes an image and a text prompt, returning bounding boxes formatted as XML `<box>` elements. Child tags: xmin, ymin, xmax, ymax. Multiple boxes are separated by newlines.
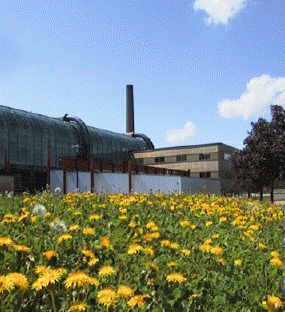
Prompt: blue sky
<box><xmin>1</xmin><ymin>0</ymin><xmax>284</xmax><ymax>150</ymax></box>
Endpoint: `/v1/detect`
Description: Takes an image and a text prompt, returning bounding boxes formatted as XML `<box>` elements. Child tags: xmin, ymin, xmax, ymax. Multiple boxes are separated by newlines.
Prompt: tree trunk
<box><xmin>270</xmin><ymin>179</ymin><xmax>274</xmax><ymax>203</ymax></box>
<box><xmin>248</xmin><ymin>190</ymin><xmax>251</xmax><ymax>198</ymax></box>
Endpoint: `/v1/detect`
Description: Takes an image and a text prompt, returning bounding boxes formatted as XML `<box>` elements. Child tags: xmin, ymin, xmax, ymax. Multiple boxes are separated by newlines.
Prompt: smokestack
<box><xmin>126</xmin><ymin>85</ymin><xmax>134</xmax><ymax>133</ymax></box>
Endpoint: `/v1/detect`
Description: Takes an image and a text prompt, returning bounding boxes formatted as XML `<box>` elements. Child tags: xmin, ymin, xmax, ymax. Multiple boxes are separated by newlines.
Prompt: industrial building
<box><xmin>133</xmin><ymin>143</ymin><xmax>238</xmax><ymax>193</ymax></box>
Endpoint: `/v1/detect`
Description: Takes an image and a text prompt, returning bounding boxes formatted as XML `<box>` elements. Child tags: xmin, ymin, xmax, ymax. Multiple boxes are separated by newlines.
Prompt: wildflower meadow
<box><xmin>0</xmin><ymin>192</ymin><xmax>284</xmax><ymax>311</ymax></box>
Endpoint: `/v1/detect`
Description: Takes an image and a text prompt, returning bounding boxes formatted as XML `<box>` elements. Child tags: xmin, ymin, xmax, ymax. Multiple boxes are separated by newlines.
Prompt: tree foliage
<box><xmin>230</xmin><ymin>105</ymin><xmax>285</xmax><ymax>202</ymax></box>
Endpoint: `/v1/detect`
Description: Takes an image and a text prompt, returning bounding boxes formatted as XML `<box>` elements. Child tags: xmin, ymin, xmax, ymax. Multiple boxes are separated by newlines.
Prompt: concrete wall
<box><xmin>50</xmin><ymin>171</ymin><xmax>222</xmax><ymax>195</ymax></box>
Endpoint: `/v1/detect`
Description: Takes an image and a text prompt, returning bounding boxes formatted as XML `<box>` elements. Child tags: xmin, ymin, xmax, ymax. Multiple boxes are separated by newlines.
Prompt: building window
<box><xmin>176</xmin><ymin>155</ymin><xmax>187</xmax><ymax>162</ymax></box>
<box><xmin>200</xmin><ymin>172</ymin><xmax>211</xmax><ymax>178</ymax></box>
<box><xmin>224</xmin><ymin>153</ymin><xmax>231</xmax><ymax>160</ymax></box>
<box><xmin>155</xmin><ymin>157</ymin><xmax>164</xmax><ymax>163</ymax></box>
<box><xmin>199</xmin><ymin>153</ymin><xmax>211</xmax><ymax>160</ymax></box>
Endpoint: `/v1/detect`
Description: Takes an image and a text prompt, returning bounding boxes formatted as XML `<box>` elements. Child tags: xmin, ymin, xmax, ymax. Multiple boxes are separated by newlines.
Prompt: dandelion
<box><xmin>151</xmin><ymin>232</ymin><xmax>160</xmax><ymax>238</ymax></box>
<box><xmin>13</xmin><ymin>244</ymin><xmax>31</xmax><ymax>253</ymax></box>
<box><xmin>258</xmin><ymin>242</ymin><xmax>267</xmax><ymax>249</ymax></box>
<box><xmin>206</xmin><ymin>221</ymin><xmax>213</xmax><ymax>227</ymax></box>
<box><xmin>69</xmin><ymin>224</ymin><xmax>79</xmax><ymax>231</ymax></box>
<box><xmin>32</xmin><ymin>203</ymin><xmax>47</xmax><ymax>217</ymax></box>
<box><xmin>190</xmin><ymin>224</ymin><xmax>197</xmax><ymax>230</ymax></box>
<box><xmin>98</xmin><ymin>265</ymin><xmax>115</xmax><ymax>277</ymax></box>
<box><xmin>0</xmin><ymin>275</ymin><xmax>13</xmax><ymax>293</ymax></box>
<box><xmin>216</xmin><ymin>258</ymin><xmax>226</xmax><ymax>265</ymax></box>
<box><xmin>128</xmin><ymin>244</ymin><xmax>143</xmax><ymax>254</ymax></box>
<box><xmin>117</xmin><ymin>285</ymin><xmax>134</xmax><ymax>298</ymax></box>
<box><xmin>199</xmin><ymin>244</ymin><xmax>211</xmax><ymax>253</ymax></box>
<box><xmin>166</xmin><ymin>273</ymin><xmax>187</xmax><ymax>283</ymax></box>
<box><xmin>89</xmin><ymin>214</ymin><xmax>101</xmax><ymax>220</ymax></box>
<box><xmin>0</xmin><ymin>237</ymin><xmax>13</xmax><ymax>246</ymax></box>
<box><xmin>100</xmin><ymin>236</ymin><xmax>111</xmax><ymax>248</ymax></box>
<box><xmin>160</xmin><ymin>239</ymin><xmax>171</xmax><ymax>247</ymax></box>
<box><xmin>88</xmin><ymin>258</ymin><xmax>99</xmax><ymax>266</ymax></box>
<box><xmin>58</xmin><ymin>233</ymin><xmax>72</xmax><ymax>243</ymax></box>
<box><xmin>234</xmin><ymin>259</ymin><xmax>242</xmax><ymax>266</ymax></box>
<box><xmin>82</xmin><ymin>227</ymin><xmax>95</xmax><ymax>235</ymax></box>
<box><xmin>169</xmin><ymin>242</ymin><xmax>180</xmax><ymax>249</ymax></box>
<box><xmin>2</xmin><ymin>213</ymin><xmax>17</xmax><ymax>223</ymax></box>
<box><xmin>119</xmin><ymin>215</ymin><xmax>127</xmax><ymax>220</ymax></box>
<box><xmin>68</xmin><ymin>302</ymin><xmax>90</xmax><ymax>312</ymax></box>
<box><xmin>6</xmin><ymin>272</ymin><xmax>28</xmax><ymax>290</ymax></box>
<box><xmin>97</xmin><ymin>287</ymin><xmax>117</xmax><ymax>307</ymax></box>
<box><xmin>270</xmin><ymin>258</ymin><xmax>283</xmax><ymax>267</ymax></box>
<box><xmin>82</xmin><ymin>248</ymin><xmax>95</xmax><ymax>259</ymax></box>
<box><xmin>219</xmin><ymin>217</ymin><xmax>227</xmax><ymax>223</ymax></box>
<box><xmin>143</xmin><ymin>247</ymin><xmax>155</xmax><ymax>257</ymax></box>
<box><xmin>210</xmin><ymin>245</ymin><xmax>224</xmax><ymax>255</ymax></box>
<box><xmin>64</xmin><ymin>271</ymin><xmax>99</xmax><ymax>289</ymax></box>
<box><xmin>127</xmin><ymin>295</ymin><xmax>146</xmax><ymax>308</ymax></box>
<box><xmin>145</xmin><ymin>262</ymin><xmax>159</xmax><ymax>272</ymax></box>
<box><xmin>181</xmin><ymin>249</ymin><xmax>191</xmax><ymax>256</ymax></box>
<box><xmin>51</xmin><ymin>220</ymin><xmax>67</xmax><ymax>232</ymax></box>
<box><xmin>167</xmin><ymin>261</ymin><xmax>178</xmax><ymax>267</ymax></box>
<box><xmin>129</xmin><ymin>220</ymin><xmax>137</xmax><ymax>228</ymax></box>
<box><xmin>179</xmin><ymin>220</ymin><xmax>190</xmax><ymax>227</ymax></box>
<box><xmin>262</xmin><ymin>296</ymin><xmax>283</xmax><ymax>311</ymax></box>
<box><xmin>189</xmin><ymin>293</ymin><xmax>201</xmax><ymax>300</ymax></box>
<box><xmin>270</xmin><ymin>251</ymin><xmax>280</xmax><ymax>258</ymax></box>
<box><xmin>32</xmin><ymin>268</ymin><xmax>66</xmax><ymax>291</ymax></box>
<box><xmin>43</xmin><ymin>250</ymin><xmax>58</xmax><ymax>260</ymax></box>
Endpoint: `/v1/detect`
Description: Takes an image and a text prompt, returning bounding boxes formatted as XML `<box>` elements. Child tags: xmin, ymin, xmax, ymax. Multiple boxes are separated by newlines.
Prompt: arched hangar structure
<box><xmin>0</xmin><ymin>89</ymin><xmax>154</xmax><ymax>192</ymax></box>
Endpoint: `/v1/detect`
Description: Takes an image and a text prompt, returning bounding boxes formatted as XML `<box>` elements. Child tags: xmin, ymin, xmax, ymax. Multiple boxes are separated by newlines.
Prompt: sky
<box><xmin>1</xmin><ymin>0</ymin><xmax>285</xmax><ymax>150</ymax></box>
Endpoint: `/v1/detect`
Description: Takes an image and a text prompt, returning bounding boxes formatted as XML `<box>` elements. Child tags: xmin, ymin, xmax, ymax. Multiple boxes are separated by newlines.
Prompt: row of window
<box><xmin>151</xmin><ymin>153</ymin><xmax>212</xmax><ymax>164</ymax></box>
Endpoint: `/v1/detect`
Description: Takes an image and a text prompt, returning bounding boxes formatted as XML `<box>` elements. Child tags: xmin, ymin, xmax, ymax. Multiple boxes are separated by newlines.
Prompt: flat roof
<box><xmin>133</xmin><ymin>142</ymin><xmax>238</xmax><ymax>154</ymax></box>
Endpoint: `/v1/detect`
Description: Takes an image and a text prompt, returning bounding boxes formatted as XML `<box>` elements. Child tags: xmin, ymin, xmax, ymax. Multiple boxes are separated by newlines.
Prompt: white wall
<box><xmin>50</xmin><ymin>170</ymin><xmax>221</xmax><ymax>195</ymax></box>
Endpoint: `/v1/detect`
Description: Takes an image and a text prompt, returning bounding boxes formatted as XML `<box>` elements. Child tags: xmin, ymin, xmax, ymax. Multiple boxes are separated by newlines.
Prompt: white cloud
<box><xmin>193</xmin><ymin>0</ymin><xmax>248</xmax><ymax>25</ymax></box>
<box><xmin>165</xmin><ymin>122</ymin><xmax>196</xmax><ymax>146</ymax></box>
<box><xmin>218</xmin><ymin>75</ymin><xmax>285</xmax><ymax>120</ymax></box>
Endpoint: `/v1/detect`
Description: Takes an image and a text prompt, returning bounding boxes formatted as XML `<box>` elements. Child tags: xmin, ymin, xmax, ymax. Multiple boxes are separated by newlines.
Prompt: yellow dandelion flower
<box><xmin>117</xmin><ymin>285</ymin><xmax>134</xmax><ymax>298</ymax></box>
<box><xmin>128</xmin><ymin>220</ymin><xmax>137</xmax><ymax>228</ymax></box>
<box><xmin>0</xmin><ymin>237</ymin><xmax>13</xmax><ymax>246</ymax></box>
<box><xmin>143</xmin><ymin>247</ymin><xmax>155</xmax><ymax>257</ymax></box>
<box><xmin>68</xmin><ymin>302</ymin><xmax>90</xmax><ymax>312</ymax></box>
<box><xmin>22</xmin><ymin>197</ymin><xmax>30</xmax><ymax>203</ymax></box>
<box><xmin>0</xmin><ymin>275</ymin><xmax>13</xmax><ymax>293</ymax></box>
<box><xmin>64</xmin><ymin>271</ymin><xmax>99</xmax><ymax>289</ymax></box>
<box><xmin>199</xmin><ymin>244</ymin><xmax>211</xmax><ymax>253</ymax></box>
<box><xmin>97</xmin><ymin>287</ymin><xmax>117</xmax><ymax>307</ymax></box>
<box><xmin>32</xmin><ymin>268</ymin><xmax>66</xmax><ymax>291</ymax></box>
<box><xmin>82</xmin><ymin>227</ymin><xmax>95</xmax><ymax>235</ymax></box>
<box><xmin>98</xmin><ymin>265</ymin><xmax>115</xmax><ymax>277</ymax></box>
<box><xmin>189</xmin><ymin>293</ymin><xmax>201</xmax><ymax>300</ymax></box>
<box><xmin>13</xmin><ymin>244</ymin><xmax>31</xmax><ymax>253</ymax></box>
<box><xmin>143</xmin><ymin>233</ymin><xmax>152</xmax><ymax>242</ymax></box>
<box><xmin>151</xmin><ymin>232</ymin><xmax>160</xmax><ymax>238</ymax></box>
<box><xmin>190</xmin><ymin>224</ymin><xmax>197</xmax><ymax>230</ymax></box>
<box><xmin>206</xmin><ymin>221</ymin><xmax>213</xmax><ymax>227</ymax></box>
<box><xmin>69</xmin><ymin>224</ymin><xmax>79</xmax><ymax>231</ymax></box>
<box><xmin>179</xmin><ymin>220</ymin><xmax>190</xmax><ymax>227</ymax></box>
<box><xmin>167</xmin><ymin>261</ymin><xmax>178</xmax><ymax>267</ymax></box>
<box><xmin>160</xmin><ymin>239</ymin><xmax>171</xmax><ymax>247</ymax></box>
<box><xmin>166</xmin><ymin>273</ymin><xmax>187</xmax><ymax>283</ymax></box>
<box><xmin>35</xmin><ymin>265</ymin><xmax>50</xmax><ymax>275</ymax></box>
<box><xmin>262</xmin><ymin>296</ymin><xmax>283</xmax><ymax>311</ymax></box>
<box><xmin>219</xmin><ymin>217</ymin><xmax>227</xmax><ymax>223</ymax></box>
<box><xmin>82</xmin><ymin>247</ymin><xmax>95</xmax><ymax>258</ymax></box>
<box><xmin>127</xmin><ymin>295</ymin><xmax>146</xmax><ymax>309</ymax></box>
<box><xmin>212</xmin><ymin>233</ymin><xmax>220</xmax><ymax>239</ymax></box>
<box><xmin>100</xmin><ymin>236</ymin><xmax>111</xmax><ymax>248</ymax></box>
<box><xmin>119</xmin><ymin>215</ymin><xmax>127</xmax><ymax>220</ymax></box>
<box><xmin>216</xmin><ymin>258</ymin><xmax>225</xmax><ymax>265</ymax></box>
<box><xmin>6</xmin><ymin>272</ymin><xmax>28</xmax><ymax>289</ymax></box>
<box><xmin>89</xmin><ymin>214</ymin><xmax>101</xmax><ymax>220</ymax></box>
<box><xmin>181</xmin><ymin>249</ymin><xmax>191</xmax><ymax>256</ymax></box>
<box><xmin>58</xmin><ymin>233</ymin><xmax>73</xmax><ymax>243</ymax></box>
<box><xmin>145</xmin><ymin>262</ymin><xmax>159</xmax><ymax>272</ymax></box>
<box><xmin>18</xmin><ymin>212</ymin><xmax>30</xmax><ymax>222</ymax></box>
<box><xmin>128</xmin><ymin>244</ymin><xmax>143</xmax><ymax>254</ymax></box>
<box><xmin>43</xmin><ymin>250</ymin><xmax>58</xmax><ymax>260</ymax></box>
<box><xmin>88</xmin><ymin>258</ymin><xmax>99</xmax><ymax>266</ymax></box>
<box><xmin>270</xmin><ymin>251</ymin><xmax>280</xmax><ymax>258</ymax></box>
<box><xmin>2</xmin><ymin>213</ymin><xmax>17</xmax><ymax>223</ymax></box>
<box><xmin>210</xmin><ymin>245</ymin><xmax>224</xmax><ymax>255</ymax></box>
<box><xmin>31</xmin><ymin>216</ymin><xmax>37</xmax><ymax>222</ymax></box>
<box><xmin>146</xmin><ymin>221</ymin><xmax>156</xmax><ymax>229</ymax></box>
<box><xmin>204</xmin><ymin>238</ymin><xmax>212</xmax><ymax>244</ymax></box>
<box><xmin>270</xmin><ymin>258</ymin><xmax>283</xmax><ymax>267</ymax></box>
<box><xmin>150</xmin><ymin>225</ymin><xmax>159</xmax><ymax>232</ymax></box>
<box><xmin>169</xmin><ymin>242</ymin><xmax>180</xmax><ymax>249</ymax></box>
<box><xmin>119</xmin><ymin>208</ymin><xmax>127</xmax><ymax>214</ymax></box>
<box><xmin>234</xmin><ymin>259</ymin><xmax>242</xmax><ymax>266</ymax></box>
<box><xmin>73</xmin><ymin>210</ymin><xmax>82</xmax><ymax>216</ymax></box>
<box><xmin>258</xmin><ymin>242</ymin><xmax>267</xmax><ymax>249</ymax></box>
